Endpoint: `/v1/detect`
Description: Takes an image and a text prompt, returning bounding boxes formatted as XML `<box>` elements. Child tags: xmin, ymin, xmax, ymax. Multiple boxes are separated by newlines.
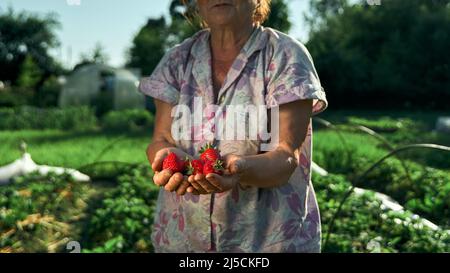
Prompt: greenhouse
<box><xmin>58</xmin><ymin>64</ymin><xmax>146</xmax><ymax>114</ymax></box>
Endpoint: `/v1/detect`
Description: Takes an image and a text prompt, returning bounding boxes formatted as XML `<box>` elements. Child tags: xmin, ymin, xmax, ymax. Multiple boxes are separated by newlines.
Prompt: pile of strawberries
<box><xmin>162</xmin><ymin>143</ymin><xmax>224</xmax><ymax>175</ymax></box>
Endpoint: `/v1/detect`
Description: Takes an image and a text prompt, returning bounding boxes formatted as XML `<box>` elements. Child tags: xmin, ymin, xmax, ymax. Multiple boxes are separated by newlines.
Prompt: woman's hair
<box><xmin>181</xmin><ymin>0</ymin><xmax>271</xmax><ymax>27</ymax></box>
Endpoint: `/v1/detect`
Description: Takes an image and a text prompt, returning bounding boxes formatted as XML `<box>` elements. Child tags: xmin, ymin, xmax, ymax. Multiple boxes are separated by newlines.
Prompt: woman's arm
<box><xmin>147</xmin><ymin>99</ymin><xmax>176</xmax><ymax>168</ymax></box>
<box><xmin>234</xmin><ymin>99</ymin><xmax>313</xmax><ymax>188</ymax></box>
<box><xmin>196</xmin><ymin>99</ymin><xmax>313</xmax><ymax>192</ymax></box>
<box><xmin>147</xmin><ymin>99</ymin><xmax>195</xmax><ymax>195</ymax></box>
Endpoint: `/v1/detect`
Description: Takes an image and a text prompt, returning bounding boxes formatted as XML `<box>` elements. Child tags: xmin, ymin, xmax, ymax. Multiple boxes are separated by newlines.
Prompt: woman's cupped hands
<box><xmin>152</xmin><ymin>147</ymin><xmax>246</xmax><ymax>196</ymax></box>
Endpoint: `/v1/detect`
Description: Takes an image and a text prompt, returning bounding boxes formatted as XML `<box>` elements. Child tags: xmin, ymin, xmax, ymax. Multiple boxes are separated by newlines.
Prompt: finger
<box><xmin>197</xmin><ymin>175</ymin><xmax>222</xmax><ymax>193</ymax></box>
<box><xmin>188</xmin><ymin>175</ymin><xmax>196</xmax><ymax>184</ymax></box>
<box><xmin>153</xmin><ymin>169</ymin><xmax>173</xmax><ymax>187</ymax></box>
<box><xmin>205</xmin><ymin>173</ymin><xmax>227</xmax><ymax>192</ymax></box>
<box><xmin>194</xmin><ymin>174</ymin><xmax>212</xmax><ymax>193</ymax></box>
<box><xmin>188</xmin><ymin>175</ymin><xmax>203</xmax><ymax>192</ymax></box>
<box><xmin>187</xmin><ymin>186</ymin><xmax>200</xmax><ymax>195</ymax></box>
<box><xmin>153</xmin><ymin>170</ymin><xmax>173</xmax><ymax>187</ymax></box>
<box><xmin>197</xmin><ymin>180</ymin><xmax>221</xmax><ymax>193</ymax></box>
<box><xmin>189</xmin><ymin>175</ymin><xmax>209</xmax><ymax>194</ymax></box>
<box><xmin>176</xmin><ymin>178</ymin><xmax>191</xmax><ymax>196</ymax></box>
<box><xmin>194</xmin><ymin>174</ymin><xmax>208</xmax><ymax>183</ymax></box>
<box><xmin>164</xmin><ymin>172</ymin><xmax>184</xmax><ymax>192</ymax></box>
<box><xmin>152</xmin><ymin>171</ymin><xmax>162</xmax><ymax>186</ymax></box>
<box><xmin>190</xmin><ymin>181</ymin><xmax>207</xmax><ymax>194</ymax></box>
<box><xmin>152</xmin><ymin>148</ymin><xmax>169</xmax><ymax>172</ymax></box>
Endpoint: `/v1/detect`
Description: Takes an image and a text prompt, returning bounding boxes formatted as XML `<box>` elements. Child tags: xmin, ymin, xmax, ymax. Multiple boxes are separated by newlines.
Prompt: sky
<box><xmin>1</xmin><ymin>0</ymin><xmax>311</xmax><ymax>68</ymax></box>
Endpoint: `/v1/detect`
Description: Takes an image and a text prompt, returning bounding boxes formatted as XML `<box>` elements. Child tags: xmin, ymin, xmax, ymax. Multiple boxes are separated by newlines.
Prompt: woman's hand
<box><xmin>151</xmin><ymin>147</ymin><xmax>189</xmax><ymax>172</ymax></box>
<box><xmin>186</xmin><ymin>154</ymin><xmax>247</xmax><ymax>194</ymax></box>
<box><xmin>152</xmin><ymin>147</ymin><xmax>198</xmax><ymax>195</ymax></box>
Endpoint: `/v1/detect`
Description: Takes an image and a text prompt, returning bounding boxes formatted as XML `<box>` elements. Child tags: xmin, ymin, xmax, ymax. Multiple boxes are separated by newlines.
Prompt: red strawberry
<box><xmin>203</xmin><ymin>160</ymin><xmax>224</xmax><ymax>175</ymax></box>
<box><xmin>199</xmin><ymin>143</ymin><xmax>221</xmax><ymax>163</ymax></box>
<box><xmin>162</xmin><ymin>152</ymin><xmax>185</xmax><ymax>173</ymax></box>
<box><xmin>187</xmin><ymin>159</ymin><xmax>203</xmax><ymax>175</ymax></box>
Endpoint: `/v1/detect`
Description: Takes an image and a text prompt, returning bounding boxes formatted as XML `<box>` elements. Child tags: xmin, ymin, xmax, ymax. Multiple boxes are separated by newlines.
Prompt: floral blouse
<box><xmin>139</xmin><ymin>26</ymin><xmax>328</xmax><ymax>253</ymax></box>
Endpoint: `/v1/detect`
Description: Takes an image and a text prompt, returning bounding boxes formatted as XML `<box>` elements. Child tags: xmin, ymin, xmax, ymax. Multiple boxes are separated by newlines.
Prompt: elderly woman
<box><xmin>139</xmin><ymin>0</ymin><xmax>328</xmax><ymax>252</ymax></box>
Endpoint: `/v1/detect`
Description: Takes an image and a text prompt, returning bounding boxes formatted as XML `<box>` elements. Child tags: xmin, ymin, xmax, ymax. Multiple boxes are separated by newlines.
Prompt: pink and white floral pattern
<box><xmin>141</xmin><ymin>26</ymin><xmax>328</xmax><ymax>253</ymax></box>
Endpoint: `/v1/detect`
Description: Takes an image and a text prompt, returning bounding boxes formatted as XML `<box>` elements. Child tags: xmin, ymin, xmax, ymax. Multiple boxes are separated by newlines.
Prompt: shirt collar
<box><xmin>191</xmin><ymin>25</ymin><xmax>269</xmax><ymax>61</ymax></box>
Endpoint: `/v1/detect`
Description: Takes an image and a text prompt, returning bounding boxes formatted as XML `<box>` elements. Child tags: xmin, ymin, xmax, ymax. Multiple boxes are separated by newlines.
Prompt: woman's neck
<box><xmin>209</xmin><ymin>23</ymin><xmax>255</xmax><ymax>62</ymax></box>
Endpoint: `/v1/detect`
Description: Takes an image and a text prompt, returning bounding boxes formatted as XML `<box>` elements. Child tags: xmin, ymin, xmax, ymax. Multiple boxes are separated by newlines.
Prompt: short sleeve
<box><xmin>138</xmin><ymin>49</ymin><xmax>180</xmax><ymax>105</ymax></box>
<box><xmin>265</xmin><ymin>40</ymin><xmax>328</xmax><ymax>115</ymax></box>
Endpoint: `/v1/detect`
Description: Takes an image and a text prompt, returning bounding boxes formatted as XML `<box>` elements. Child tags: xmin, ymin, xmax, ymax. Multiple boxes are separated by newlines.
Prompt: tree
<box><xmin>82</xmin><ymin>43</ymin><xmax>109</xmax><ymax>64</ymax></box>
<box><xmin>305</xmin><ymin>0</ymin><xmax>349</xmax><ymax>32</ymax></box>
<box><xmin>0</xmin><ymin>7</ymin><xmax>62</xmax><ymax>87</ymax></box>
<box><xmin>306</xmin><ymin>0</ymin><xmax>450</xmax><ymax>110</ymax></box>
<box><xmin>264</xmin><ymin>0</ymin><xmax>292</xmax><ymax>33</ymax></box>
<box><xmin>17</xmin><ymin>54</ymin><xmax>43</xmax><ymax>89</ymax></box>
<box><xmin>167</xmin><ymin>0</ymin><xmax>201</xmax><ymax>47</ymax></box>
<box><xmin>126</xmin><ymin>17</ymin><xmax>168</xmax><ymax>76</ymax></box>
<box><xmin>75</xmin><ymin>43</ymin><xmax>110</xmax><ymax>70</ymax></box>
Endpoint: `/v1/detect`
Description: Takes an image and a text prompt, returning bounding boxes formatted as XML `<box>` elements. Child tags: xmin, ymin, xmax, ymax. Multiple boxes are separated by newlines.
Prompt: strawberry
<box><xmin>199</xmin><ymin>143</ymin><xmax>221</xmax><ymax>163</ymax></box>
<box><xmin>187</xmin><ymin>159</ymin><xmax>204</xmax><ymax>175</ymax></box>
<box><xmin>162</xmin><ymin>152</ymin><xmax>185</xmax><ymax>173</ymax></box>
<box><xmin>203</xmin><ymin>160</ymin><xmax>224</xmax><ymax>175</ymax></box>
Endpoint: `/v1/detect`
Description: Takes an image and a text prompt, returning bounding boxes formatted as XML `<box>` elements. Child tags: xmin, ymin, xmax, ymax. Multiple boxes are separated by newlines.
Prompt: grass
<box><xmin>0</xmin><ymin>129</ymin><xmax>151</xmax><ymax>169</ymax></box>
<box><xmin>0</xmin><ymin>129</ymin><xmax>392</xmax><ymax>178</ymax></box>
<box><xmin>314</xmin><ymin>130</ymin><xmax>387</xmax><ymax>159</ymax></box>
<box><xmin>319</xmin><ymin>109</ymin><xmax>449</xmax><ymax>129</ymax></box>
<box><xmin>314</xmin><ymin>110</ymin><xmax>450</xmax><ymax>170</ymax></box>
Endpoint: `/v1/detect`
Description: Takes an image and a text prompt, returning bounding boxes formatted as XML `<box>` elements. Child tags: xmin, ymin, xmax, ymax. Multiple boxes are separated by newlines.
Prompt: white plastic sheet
<box><xmin>0</xmin><ymin>153</ymin><xmax>90</xmax><ymax>185</ymax></box>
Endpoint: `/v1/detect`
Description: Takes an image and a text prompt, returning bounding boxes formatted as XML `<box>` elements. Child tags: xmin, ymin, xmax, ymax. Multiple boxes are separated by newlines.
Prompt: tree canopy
<box><xmin>127</xmin><ymin>17</ymin><xmax>168</xmax><ymax>76</ymax></box>
<box><xmin>307</xmin><ymin>0</ymin><xmax>450</xmax><ymax>110</ymax></box>
<box><xmin>0</xmin><ymin>8</ymin><xmax>62</xmax><ymax>87</ymax></box>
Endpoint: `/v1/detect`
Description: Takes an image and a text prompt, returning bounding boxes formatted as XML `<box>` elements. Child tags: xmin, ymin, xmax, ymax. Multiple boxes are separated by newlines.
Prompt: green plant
<box><xmin>81</xmin><ymin>165</ymin><xmax>158</xmax><ymax>253</ymax></box>
<box><xmin>352</xmin><ymin>149</ymin><xmax>450</xmax><ymax>228</ymax></box>
<box><xmin>313</xmin><ymin>173</ymin><xmax>450</xmax><ymax>253</ymax></box>
<box><xmin>0</xmin><ymin>87</ymin><xmax>34</xmax><ymax>108</ymax></box>
<box><xmin>0</xmin><ymin>171</ymin><xmax>88</xmax><ymax>253</ymax></box>
<box><xmin>101</xmin><ymin>109</ymin><xmax>154</xmax><ymax>132</ymax></box>
<box><xmin>82</xmin><ymin>236</ymin><xmax>126</xmax><ymax>253</ymax></box>
<box><xmin>34</xmin><ymin>76</ymin><xmax>63</xmax><ymax>108</ymax></box>
<box><xmin>0</xmin><ymin>106</ymin><xmax>98</xmax><ymax>131</ymax></box>
<box><xmin>314</xmin><ymin>127</ymin><xmax>450</xmax><ymax>227</ymax></box>
<box><xmin>347</xmin><ymin>116</ymin><xmax>415</xmax><ymax>133</ymax></box>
